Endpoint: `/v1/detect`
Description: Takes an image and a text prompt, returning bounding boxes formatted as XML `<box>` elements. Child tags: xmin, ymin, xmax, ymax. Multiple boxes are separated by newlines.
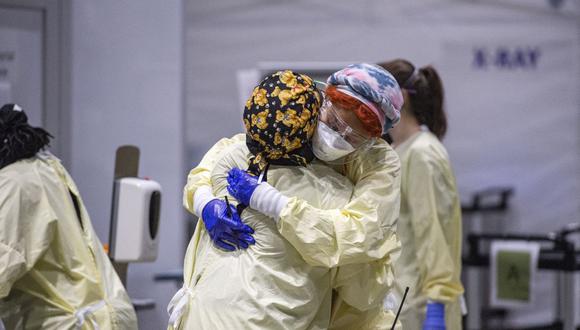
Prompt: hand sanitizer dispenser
<box><xmin>109</xmin><ymin>177</ymin><xmax>161</xmax><ymax>262</ymax></box>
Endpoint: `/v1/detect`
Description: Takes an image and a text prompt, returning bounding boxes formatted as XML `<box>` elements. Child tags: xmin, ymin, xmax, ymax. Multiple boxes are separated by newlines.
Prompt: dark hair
<box><xmin>378</xmin><ymin>59</ymin><xmax>447</xmax><ymax>140</ymax></box>
<box><xmin>0</xmin><ymin>104</ymin><xmax>52</xmax><ymax>169</ymax></box>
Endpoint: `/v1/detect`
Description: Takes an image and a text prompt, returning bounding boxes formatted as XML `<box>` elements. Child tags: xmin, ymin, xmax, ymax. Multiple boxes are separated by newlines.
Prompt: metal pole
<box><xmin>561</xmin><ymin>272</ymin><xmax>576</xmax><ymax>330</ymax></box>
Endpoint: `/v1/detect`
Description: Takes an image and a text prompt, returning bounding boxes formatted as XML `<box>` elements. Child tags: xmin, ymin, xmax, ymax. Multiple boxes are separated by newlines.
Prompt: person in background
<box><xmin>378</xmin><ymin>59</ymin><xmax>464</xmax><ymax>330</ymax></box>
<box><xmin>0</xmin><ymin>104</ymin><xmax>137</xmax><ymax>329</ymax></box>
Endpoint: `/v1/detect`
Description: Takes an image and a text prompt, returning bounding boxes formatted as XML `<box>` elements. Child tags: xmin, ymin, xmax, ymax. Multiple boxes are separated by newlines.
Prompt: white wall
<box><xmin>70</xmin><ymin>1</ymin><xmax>183</xmax><ymax>329</ymax></box>
<box><xmin>184</xmin><ymin>0</ymin><xmax>580</xmax><ymax>327</ymax></box>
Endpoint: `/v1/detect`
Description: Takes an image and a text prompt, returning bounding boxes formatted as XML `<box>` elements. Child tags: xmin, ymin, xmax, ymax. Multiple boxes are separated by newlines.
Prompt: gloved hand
<box><xmin>226</xmin><ymin>167</ymin><xmax>259</xmax><ymax>206</ymax></box>
<box><xmin>227</xmin><ymin>167</ymin><xmax>289</xmax><ymax>221</ymax></box>
<box><xmin>201</xmin><ymin>198</ymin><xmax>255</xmax><ymax>251</ymax></box>
<box><xmin>422</xmin><ymin>302</ymin><xmax>446</xmax><ymax>330</ymax></box>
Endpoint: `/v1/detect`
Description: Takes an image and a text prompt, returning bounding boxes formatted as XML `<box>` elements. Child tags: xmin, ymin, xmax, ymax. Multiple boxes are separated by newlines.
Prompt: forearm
<box><xmin>278</xmin><ymin>198</ymin><xmax>400</xmax><ymax>267</ymax></box>
<box><xmin>415</xmin><ymin>223</ymin><xmax>464</xmax><ymax>303</ymax></box>
<box><xmin>277</xmin><ymin>149</ymin><xmax>401</xmax><ymax>267</ymax></box>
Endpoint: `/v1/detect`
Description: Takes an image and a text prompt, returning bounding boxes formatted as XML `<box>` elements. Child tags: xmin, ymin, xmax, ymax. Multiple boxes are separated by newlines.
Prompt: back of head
<box><xmin>243</xmin><ymin>70</ymin><xmax>322</xmax><ymax>175</ymax></box>
<box><xmin>0</xmin><ymin>104</ymin><xmax>52</xmax><ymax>169</ymax></box>
<box><xmin>378</xmin><ymin>59</ymin><xmax>447</xmax><ymax>140</ymax></box>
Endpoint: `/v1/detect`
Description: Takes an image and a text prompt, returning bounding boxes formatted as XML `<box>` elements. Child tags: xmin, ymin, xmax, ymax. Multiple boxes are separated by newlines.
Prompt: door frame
<box><xmin>0</xmin><ymin>0</ymin><xmax>72</xmax><ymax>166</ymax></box>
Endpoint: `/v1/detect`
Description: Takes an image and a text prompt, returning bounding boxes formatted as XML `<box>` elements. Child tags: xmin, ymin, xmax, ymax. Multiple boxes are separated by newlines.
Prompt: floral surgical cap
<box><xmin>243</xmin><ymin>70</ymin><xmax>322</xmax><ymax>175</ymax></box>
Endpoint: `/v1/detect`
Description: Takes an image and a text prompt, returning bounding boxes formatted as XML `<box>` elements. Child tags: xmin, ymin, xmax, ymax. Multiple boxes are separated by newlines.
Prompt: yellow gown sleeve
<box><xmin>406</xmin><ymin>150</ymin><xmax>464</xmax><ymax>303</ymax></box>
<box><xmin>183</xmin><ymin>133</ymin><xmax>246</xmax><ymax>214</ymax></box>
<box><xmin>278</xmin><ymin>140</ymin><xmax>401</xmax><ymax>267</ymax></box>
<box><xmin>0</xmin><ymin>169</ymin><xmax>56</xmax><ymax>298</ymax></box>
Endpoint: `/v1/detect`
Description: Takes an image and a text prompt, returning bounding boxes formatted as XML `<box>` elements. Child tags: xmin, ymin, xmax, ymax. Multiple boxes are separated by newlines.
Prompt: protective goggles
<box><xmin>319</xmin><ymin>97</ymin><xmax>375</xmax><ymax>148</ymax></box>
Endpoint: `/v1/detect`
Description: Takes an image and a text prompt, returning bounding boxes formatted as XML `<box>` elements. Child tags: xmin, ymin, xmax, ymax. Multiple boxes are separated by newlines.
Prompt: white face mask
<box><xmin>312</xmin><ymin>121</ymin><xmax>355</xmax><ymax>162</ymax></box>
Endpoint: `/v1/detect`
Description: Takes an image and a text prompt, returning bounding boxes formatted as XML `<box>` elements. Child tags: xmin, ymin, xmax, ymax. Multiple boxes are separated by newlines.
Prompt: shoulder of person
<box><xmin>224</xmin><ymin>141</ymin><xmax>250</xmax><ymax>158</ymax></box>
<box><xmin>211</xmin><ymin>142</ymin><xmax>251</xmax><ymax>177</ymax></box>
<box><xmin>407</xmin><ymin>133</ymin><xmax>452</xmax><ymax>175</ymax></box>
<box><xmin>360</xmin><ymin>138</ymin><xmax>399</xmax><ymax>163</ymax></box>
<box><xmin>344</xmin><ymin>139</ymin><xmax>400</xmax><ymax>180</ymax></box>
<box><xmin>410</xmin><ymin>131</ymin><xmax>448</xmax><ymax>157</ymax></box>
<box><xmin>0</xmin><ymin>157</ymin><xmax>44</xmax><ymax>196</ymax></box>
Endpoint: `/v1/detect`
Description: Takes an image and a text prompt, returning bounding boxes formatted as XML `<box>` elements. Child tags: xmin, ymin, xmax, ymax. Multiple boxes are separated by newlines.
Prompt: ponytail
<box><xmin>377</xmin><ymin>60</ymin><xmax>447</xmax><ymax>140</ymax></box>
<box><xmin>418</xmin><ymin>66</ymin><xmax>447</xmax><ymax>139</ymax></box>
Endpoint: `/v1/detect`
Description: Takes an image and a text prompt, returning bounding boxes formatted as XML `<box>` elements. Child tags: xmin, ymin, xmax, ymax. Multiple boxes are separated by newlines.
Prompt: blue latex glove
<box><xmin>227</xmin><ymin>168</ymin><xmax>260</xmax><ymax>206</ymax></box>
<box><xmin>201</xmin><ymin>199</ymin><xmax>255</xmax><ymax>251</ymax></box>
<box><xmin>422</xmin><ymin>302</ymin><xmax>446</xmax><ymax>330</ymax></box>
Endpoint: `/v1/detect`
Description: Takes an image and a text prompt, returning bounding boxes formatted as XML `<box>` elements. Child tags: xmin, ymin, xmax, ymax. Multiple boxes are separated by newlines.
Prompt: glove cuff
<box><xmin>249</xmin><ymin>182</ymin><xmax>289</xmax><ymax>222</ymax></box>
<box><xmin>193</xmin><ymin>186</ymin><xmax>216</xmax><ymax>217</ymax></box>
<box><xmin>424</xmin><ymin>301</ymin><xmax>446</xmax><ymax>329</ymax></box>
<box><xmin>426</xmin><ymin>301</ymin><xmax>445</xmax><ymax>314</ymax></box>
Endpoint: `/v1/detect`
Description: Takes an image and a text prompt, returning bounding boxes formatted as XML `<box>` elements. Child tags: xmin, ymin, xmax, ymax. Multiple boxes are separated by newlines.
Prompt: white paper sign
<box><xmin>490</xmin><ymin>240</ymin><xmax>540</xmax><ymax>308</ymax></box>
